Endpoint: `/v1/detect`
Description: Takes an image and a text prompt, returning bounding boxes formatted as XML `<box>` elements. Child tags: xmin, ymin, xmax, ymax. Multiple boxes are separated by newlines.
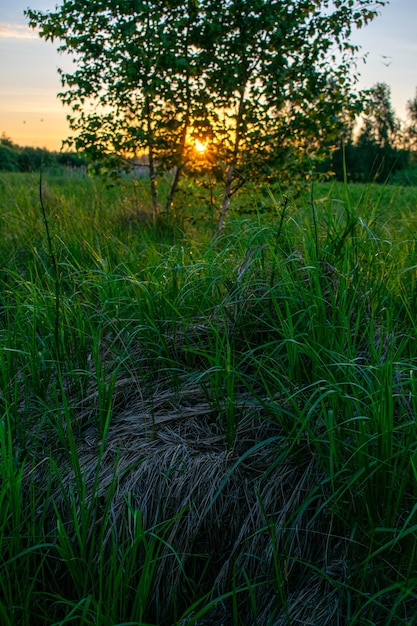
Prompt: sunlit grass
<box><xmin>1</xmin><ymin>171</ymin><xmax>417</xmax><ymax>624</ymax></box>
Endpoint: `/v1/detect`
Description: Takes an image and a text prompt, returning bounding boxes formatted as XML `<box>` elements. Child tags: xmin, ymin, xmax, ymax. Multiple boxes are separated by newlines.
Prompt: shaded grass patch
<box><xmin>1</xmin><ymin>173</ymin><xmax>417</xmax><ymax>623</ymax></box>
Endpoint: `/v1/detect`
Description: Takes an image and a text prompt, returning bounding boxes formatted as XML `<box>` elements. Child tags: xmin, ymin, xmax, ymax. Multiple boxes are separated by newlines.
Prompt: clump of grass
<box><xmin>1</xmin><ymin>172</ymin><xmax>417</xmax><ymax>624</ymax></box>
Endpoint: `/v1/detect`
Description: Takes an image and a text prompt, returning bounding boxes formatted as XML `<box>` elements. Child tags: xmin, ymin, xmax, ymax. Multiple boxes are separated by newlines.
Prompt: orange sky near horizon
<box><xmin>0</xmin><ymin>21</ymin><xmax>72</xmax><ymax>151</ymax></box>
<box><xmin>1</xmin><ymin>0</ymin><xmax>417</xmax><ymax>152</ymax></box>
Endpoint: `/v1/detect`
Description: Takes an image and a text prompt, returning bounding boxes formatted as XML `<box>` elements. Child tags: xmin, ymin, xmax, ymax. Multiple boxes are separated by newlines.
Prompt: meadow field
<box><xmin>1</xmin><ymin>171</ymin><xmax>417</xmax><ymax>625</ymax></box>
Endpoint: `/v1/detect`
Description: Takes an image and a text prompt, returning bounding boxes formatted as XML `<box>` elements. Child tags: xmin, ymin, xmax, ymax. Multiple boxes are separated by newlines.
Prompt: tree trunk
<box><xmin>148</xmin><ymin>147</ymin><xmax>158</xmax><ymax>218</ymax></box>
<box><xmin>217</xmin><ymin>89</ymin><xmax>246</xmax><ymax>231</ymax></box>
<box><xmin>218</xmin><ymin>163</ymin><xmax>234</xmax><ymax>231</ymax></box>
<box><xmin>164</xmin><ymin>28</ymin><xmax>192</xmax><ymax>213</ymax></box>
<box><xmin>165</xmin><ymin>164</ymin><xmax>183</xmax><ymax>212</ymax></box>
<box><xmin>145</xmin><ymin>93</ymin><xmax>158</xmax><ymax>218</ymax></box>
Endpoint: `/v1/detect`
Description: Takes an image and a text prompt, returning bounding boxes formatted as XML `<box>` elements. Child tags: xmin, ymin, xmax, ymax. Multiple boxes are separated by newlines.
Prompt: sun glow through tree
<box><xmin>26</xmin><ymin>0</ymin><xmax>388</xmax><ymax>226</ymax></box>
<box><xmin>195</xmin><ymin>139</ymin><xmax>207</xmax><ymax>154</ymax></box>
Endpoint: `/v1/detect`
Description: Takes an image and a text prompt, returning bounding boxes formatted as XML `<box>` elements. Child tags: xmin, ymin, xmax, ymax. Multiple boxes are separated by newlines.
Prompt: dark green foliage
<box><xmin>0</xmin><ymin>144</ymin><xmax>19</xmax><ymax>172</ymax></box>
<box><xmin>0</xmin><ymin>136</ymin><xmax>20</xmax><ymax>169</ymax></box>
<box><xmin>55</xmin><ymin>151</ymin><xmax>88</xmax><ymax>169</ymax></box>
<box><xmin>330</xmin><ymin>139</ymin><xmax>410</xmax><ymax>183</ymax></box>
<box><xmin>17</xmin><ymin>146</ymin><xmax>55</xmax><ymax>172</ymax></box>
<box><xmin>26</xmin><ymin>0</ymin><xmax>388</xmax><ymax>225</ymax></box>
<box><xmin>0</xmin><ymin>136</ymin><xmax>87</xmax><ymax>173</ymax></box>
<box><xmin>406</xmin><ymin>88</ymin><xmax>417</xmax><ymax>152</ymax></box>
<box><xmin>324</xmin><ymin>83</ymin><xmax>411</xmax><ymax>183</ymax></box>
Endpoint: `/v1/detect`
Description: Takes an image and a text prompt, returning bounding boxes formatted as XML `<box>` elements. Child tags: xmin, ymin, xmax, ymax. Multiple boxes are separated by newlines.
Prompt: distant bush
<box><xmin>389</xmin><ymin>163</ymin><xmax>417</xmax><ymax>186</ymax></box>
<box><xmin>0</xmin><ymin>144</ymin><xmax>19</xmax><ymax>172</ymax></box>
<box><xmin>56</xmin><ymin>151</ymin><xmax>88</xmax><ymax>169</ymax></box>
<box><xmin>0</xmin><ymin>135</ymin><xmax>87</xmax><ymax>173</ymax></box>
<box><xmin>328</xmin><ymin>140</ymin><xmax>410</xmax><ymax>184</ymax></box>
<box><xmin>16</xmin><ymin>146</ymin><xmax>54</xmax><ymax>172</ymax></box>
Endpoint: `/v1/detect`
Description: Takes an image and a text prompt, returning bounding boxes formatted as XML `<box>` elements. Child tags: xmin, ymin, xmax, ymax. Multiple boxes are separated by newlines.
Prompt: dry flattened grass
<box><xmin>30</xmin><ymin>372</ymin><xmax>350</xmax><ymax>625</ymax></box>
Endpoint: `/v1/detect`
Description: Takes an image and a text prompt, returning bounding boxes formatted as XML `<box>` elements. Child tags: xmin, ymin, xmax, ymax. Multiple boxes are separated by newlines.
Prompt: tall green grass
<box><xmin>1</xmin><ymin>171</ymin><xmax>417</xmax><ymax>624</ymax></box>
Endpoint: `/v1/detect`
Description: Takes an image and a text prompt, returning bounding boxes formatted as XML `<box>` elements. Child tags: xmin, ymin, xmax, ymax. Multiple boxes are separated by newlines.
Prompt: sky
<box><xmin>0</xmin><ymin>0</ymin><xmax>416</xmax><ymax>152</ymax></box>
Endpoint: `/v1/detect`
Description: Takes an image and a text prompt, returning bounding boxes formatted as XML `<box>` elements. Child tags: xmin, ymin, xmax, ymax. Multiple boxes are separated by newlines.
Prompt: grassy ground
<box><xmin>1</xmin><ymin>171</ymin><xmax>417</xmax><ymax>624</ymax></box>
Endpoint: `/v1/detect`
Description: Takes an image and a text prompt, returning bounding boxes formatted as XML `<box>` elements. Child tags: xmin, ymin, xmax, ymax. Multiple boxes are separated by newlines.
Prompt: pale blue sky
<box><xmin>0</xmin><ymin>0</ymin><xmax>416</xmax><ymax>150</ymax></box>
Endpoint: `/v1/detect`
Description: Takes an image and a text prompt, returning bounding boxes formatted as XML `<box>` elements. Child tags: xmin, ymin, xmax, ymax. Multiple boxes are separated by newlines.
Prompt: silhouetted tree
<box><xmin>27</xmin><ymin>0</ymin><xmax>388</xmax><ymax>226</ymax></box>
<box><xmin>360</xmin><ymin>82</ymin><xmax>400</xmax><ymax>147</ymax></box>
<box><xmin>328</xmin><ymin>83</ymin><xmax>409</xmax><ymax>183</ymax></box>
<box><xmin>406</xmin><ymin>88</ymin><xmax>417</xmax><ymax>153</ymax></box>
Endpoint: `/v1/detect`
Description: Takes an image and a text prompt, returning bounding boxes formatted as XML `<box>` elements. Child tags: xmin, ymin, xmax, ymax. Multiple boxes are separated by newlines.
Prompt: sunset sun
<box><xmin>195</xmin><ymin>139</ymin><xmax>207</xmax><ymax>154</ymax></box>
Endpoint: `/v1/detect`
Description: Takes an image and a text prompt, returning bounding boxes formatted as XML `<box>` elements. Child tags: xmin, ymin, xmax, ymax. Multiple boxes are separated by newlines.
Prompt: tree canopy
<box><xmin>26</xmin><ymin>0</ymin><xmax>388</xmax><ymax>226</ymax></box>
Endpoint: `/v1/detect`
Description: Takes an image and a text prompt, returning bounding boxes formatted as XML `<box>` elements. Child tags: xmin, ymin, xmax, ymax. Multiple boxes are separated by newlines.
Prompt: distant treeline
<box><xmin>0</xmin><ymin>135</ymin><xmax>88</xmax><ymax>173</ymax></box>
<box><xmin>3</xmin><ymin>131</ymin><xmax>413</xmax><ymax>185</ymax></box>
<box><xmin>322</xmin><ymin>139</ymin><xmax>413</xmax><ymax>185</ymax></box>
<box><xmin>321</xmin><ymin>83</ymin><xmax>417</xmax><ymax>185</ymax></box>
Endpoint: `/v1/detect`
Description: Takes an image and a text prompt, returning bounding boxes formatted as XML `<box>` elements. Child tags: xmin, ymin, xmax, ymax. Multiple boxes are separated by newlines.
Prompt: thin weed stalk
<box><xmin>39</xmin><ymin>167</ymin><xmax>61</xmax><ymax>363</ymax></box>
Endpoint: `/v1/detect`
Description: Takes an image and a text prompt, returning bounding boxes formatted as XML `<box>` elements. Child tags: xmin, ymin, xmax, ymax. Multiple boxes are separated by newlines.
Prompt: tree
<box><xmin>199</xmin><ymin>0</ymin><xmax>386</xmax><ymax>227</ymax></box>
<box><xmin>0</xmin><ymin>145</ymin><xmax>19</xmax><ymax>172</ymax></box>
<box><xmin>27</xmin><ymin>0</ymin><xmax>207</xmax><ymax>215</ymax></box>
<box><xmin>327</xmin><ymin>83</ymin><xmax>409</xmax><ymax>183</ymax></box>
<box><xmin>354</xmin><ymin>82</ymin><xmax>409</xmax><ymax>182</ymax></box>
<box><xmin>360</xmin><ymin>82</ymin><xmax>400</xmax><ymax>147</ymax></box>
<box><xmin>406</xmin><ymin>88</ymin><xmax>417</xmax><ymax>153</ymax></box>
<box><xmin>0</xmin><ymin>135</ymin><xmax>19</xmax><ymax>172</ymax></box>
<box><xmin>26</xmin><ymin>0</ymin><xmax>388</xmax><ymax>227</ymax></box>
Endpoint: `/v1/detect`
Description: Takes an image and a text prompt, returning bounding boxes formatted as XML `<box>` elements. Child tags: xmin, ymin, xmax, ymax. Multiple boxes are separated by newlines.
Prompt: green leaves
<box><xmin>26</xmin><ymin>0</ymin><xmax>388</xmax><ymax>220</ymax></box>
